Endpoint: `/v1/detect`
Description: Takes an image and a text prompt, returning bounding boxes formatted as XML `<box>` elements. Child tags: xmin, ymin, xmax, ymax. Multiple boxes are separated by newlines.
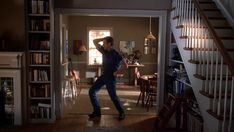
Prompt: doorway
<box><xmin>54</xmin><ymin>9</ymin><xmax>167</xmax><ymax>119</ymax></box>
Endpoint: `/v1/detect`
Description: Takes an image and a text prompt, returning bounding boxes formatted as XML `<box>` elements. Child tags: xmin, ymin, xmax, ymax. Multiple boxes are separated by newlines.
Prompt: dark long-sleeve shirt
<box><xmin>97</xmin><ymin>46</ymin><xmax>123</xmax><ymax>78</ymax></box>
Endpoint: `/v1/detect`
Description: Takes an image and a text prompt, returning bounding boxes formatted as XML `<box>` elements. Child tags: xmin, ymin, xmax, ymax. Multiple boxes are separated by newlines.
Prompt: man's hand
<box><xmin>123</xmin><ymin>58</ymin><xmax>128</xmax><ymax>68</ymax></box>
<box><xmin>113</xmin><ymin>58</ymin><xmax>129</xmax><ymax>76</ymax></box>
<box><xmin>113</xmin><ymin>71</ymin><xmax>118</xmax><ymax>76</ymax></box>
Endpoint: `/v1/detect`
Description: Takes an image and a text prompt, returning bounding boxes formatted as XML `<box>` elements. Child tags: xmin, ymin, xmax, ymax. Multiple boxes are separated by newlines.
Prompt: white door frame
<box><xmin>54</xmin><ymin>9</ymin><xmax>167</xmax><ymax>117</ymax></box>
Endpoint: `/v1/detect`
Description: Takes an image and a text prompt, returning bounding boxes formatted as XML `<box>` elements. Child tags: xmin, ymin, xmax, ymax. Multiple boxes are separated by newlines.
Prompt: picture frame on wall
<box><xmin>151</xmin><ymin>47</ymin><xmax>156</xmax><ymax>54</ymax></box>
<box><xmin>73</xmin><ymin>40</ymin><xmax>82</xmax><ymax>55</ymax></box>
<box><xmin>119</xmin><ymin>40</ymin><xmax>135</xmax><ymax>55</ymax></box>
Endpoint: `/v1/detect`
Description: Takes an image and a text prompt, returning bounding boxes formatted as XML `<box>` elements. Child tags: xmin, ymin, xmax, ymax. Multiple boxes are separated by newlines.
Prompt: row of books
<box><xmin>30</xmin><ymin>0</ymin><xmax>49</xmax><ymax>14</ymax></box>
<box><xmin>168</xmin><ymin>80</ymin><xmax>185</xmax><ymax>96</ymax></box>
<box><xmin>30</xmin><ymin>103</ymin><xmax>51</xmax><ymax>119</ymax></box>
<box><xmin>30</xmin><ymin>19</ymin><xmax>50</xmax><ymax>31</ymax></box>
<box><xmin>30</xmin><ymin>84</ymin><xmax>50</xmax><ymax>97</ymax></box>
<box><xmin>30</xmin><ymin>69</ymin><xmax>49</xmax><ymax>81</ymax></box>
<box><xmin>30</xmin><ymin>40</ymin><xmax>50</xmax><ymax>50</ymax></box>
<box><xmin>30</xmin><ymin>52</ymin><xmax>50</xmax><ymax>65</ymax></box>
<box><xmin>187</xmin><ymin>111</ymin><xmax>203</xmax><ymax>132</ymax></box>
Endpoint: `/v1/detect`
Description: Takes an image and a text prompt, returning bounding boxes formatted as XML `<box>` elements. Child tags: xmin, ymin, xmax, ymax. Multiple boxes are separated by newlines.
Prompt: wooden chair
<box><xmin>145</xmin><ymin>79</ymin><xmax>157</xmax><ymax>111</ymax></box>
<box><xmin>136</xmin><ymin>77</ymin><xmax>147</xmax><ymax>106</ymax></box>
<box><xmin>63</xmin><ymin>59</ymin><xmax>80</xmax><ymax>101</ymax></box>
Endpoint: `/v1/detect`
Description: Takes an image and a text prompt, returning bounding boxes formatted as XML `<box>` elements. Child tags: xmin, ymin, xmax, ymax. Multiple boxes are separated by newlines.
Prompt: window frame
<box><xmin>87</xmin><ymin>27</ymin><xmax>113</xmax><ymax>66</ymax></box>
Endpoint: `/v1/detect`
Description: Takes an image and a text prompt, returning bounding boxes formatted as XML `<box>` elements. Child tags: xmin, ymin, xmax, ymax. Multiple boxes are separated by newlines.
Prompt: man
<box><xmin>88</xmin><ymin>36</ymin><xmax>126</xmax><ymax>120</ymax></box>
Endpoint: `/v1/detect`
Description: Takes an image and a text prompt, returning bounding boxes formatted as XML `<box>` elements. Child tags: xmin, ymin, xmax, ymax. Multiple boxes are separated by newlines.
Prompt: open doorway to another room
<box><xmin>60</xmin><ymin>15</ymin><xmax>159</xmax><ymax>117</ymax></box>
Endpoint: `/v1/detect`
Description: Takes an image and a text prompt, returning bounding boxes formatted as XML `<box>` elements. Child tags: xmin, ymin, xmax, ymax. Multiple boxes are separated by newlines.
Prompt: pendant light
<box><xmin>145</xmin><ymin>17</ymin><xmax>156</xmax><ymax>40</ymax></box>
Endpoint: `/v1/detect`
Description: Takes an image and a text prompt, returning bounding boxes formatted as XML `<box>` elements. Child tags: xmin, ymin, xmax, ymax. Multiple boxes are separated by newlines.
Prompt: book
<box><xmin>38</xmin><ymin>103</ymin><xmax>51</xmax><ymax>108</ymax></box>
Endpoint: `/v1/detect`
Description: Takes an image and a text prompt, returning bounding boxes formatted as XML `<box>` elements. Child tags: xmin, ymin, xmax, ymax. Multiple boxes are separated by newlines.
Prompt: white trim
<box><xmin>213</xmin><ymin>0</ymin><xmax>234</xmax><ymax>27</ymax></box>
<box><xmin>157</xmin><ymin>14</ymin><xmax>167</xmax><ymax>113</ymax></box>
<box><xmin>55</xmin><ymin>9</ymin><xmax>167</xmax><ymax>114</ymax></box>
<box><xmin>56</xmin><ymin>8</ymin><xmax>167</xmax><ymax>17</ymax></box>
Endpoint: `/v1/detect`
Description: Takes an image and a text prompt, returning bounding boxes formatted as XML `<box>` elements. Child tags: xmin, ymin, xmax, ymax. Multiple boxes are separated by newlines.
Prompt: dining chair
<box><xmin>145</xmin><ymin>79</ymin><xmax>157</xmax><ymax>111</ymax></box>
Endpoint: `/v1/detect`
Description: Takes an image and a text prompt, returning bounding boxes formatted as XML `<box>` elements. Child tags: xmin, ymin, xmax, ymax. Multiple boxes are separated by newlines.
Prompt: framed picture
<box><xmin>119</xmin><ymin>40</ymin><xmax>135</xmax><ymax>55</ymax></box>
<box><xmin>151</xmin><ymin>47</ymin><xmax>156</xmax><ymax>54</ymax></box>
<box><xmin>73</xmin><ymin>40</ymin><xmax>82</xmax><ymax>55</ymax></box>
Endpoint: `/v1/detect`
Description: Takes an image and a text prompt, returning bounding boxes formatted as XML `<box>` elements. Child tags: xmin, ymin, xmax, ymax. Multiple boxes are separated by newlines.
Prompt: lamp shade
<box><xmin>73</xmin><ymin>40</ymin><xmax>87</xmax><ymax>55</ymax></box>
<box><xmin>79</xmin><ymin>44</ymin><xmax>87</xmax><ymax>52</ymax></box>
<box><xmin>146</xmin><ymin>32</ymin><xmax>156</xmax><ymax>40</ymax></box>
<box><xmin>145</xmin><ymin>17</ymin><xmax>156</xmax><ymax>40</ymax></box>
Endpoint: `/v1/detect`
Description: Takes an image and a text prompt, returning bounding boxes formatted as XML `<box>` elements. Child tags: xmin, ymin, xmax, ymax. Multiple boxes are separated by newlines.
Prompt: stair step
<box><xmin>188</xmin><ymin>59</ymin><xmax>227</xmax><ymax>65</ymax></box>
<box><xmin>203</xmin><ymin>8</ymin><xmax>220</xmax><ymax>11</ymax></box>
<box><xmin>199</xmin><ymin>2</ymin><xmax>217</xmax><ymax>10</ymax></box>
<box><xmin>180</xmin><ymin>36</ymin><xmax>212</xmax><ymax>39</ymax></box>
<box><xmin>199</xmin><ymin>1</ymin><xmax>215</xmax><ymax>4</ymax></box>
<box><xmin>176</xmin><ymin>24</ymin><xmax>232</xmax><ymax>29</ymax></box>
<box><xmin>184</xmin><ymin>47</ymin><xmax>234</xmax><ymax>52</ymax></box>
<box><xmin>172</xmin><ymin>15</ymin><xmax>179</xmax><ymax>20</ymax></box>
<box><xmin>214</xmin><ymin>26</ymin><xmax>233</xmax><ymax>29</ymax></box>
<box><xmin>199</xmin><ymin>90</ymin><xmax>231</xmax><ymax>99</ymax></box>
<box><xmin>210</xmin><ymin>19</ymin><xmax>230</xmax><ymax>27</ymax></box>
<box><xmin>208</xmin><ymin>16</ymin><xmax>226</xmax><ymax>20</ymax></box>
<box><xmin>171</xmin><ymin>7</ymin><xmax>176</xmax><ymax>12</ymax></box>
<box><xmin>194</xmin><ymin>74</ymin><xmax>233</xmax><ymax>80</ymax></box>
<box><xmin>220</xmin><ymin>37</ymin><xmax>234</xmax><ymax>40</ymax></box>
<box><xmin>180</xmin><ymin>35</ymin><xmax>234</xmax><ymax>40</ymax></box>
<box><xmin>207</xmin><ymin>109</ymin><xmax>234</xmax><ymax>120</ymax></box>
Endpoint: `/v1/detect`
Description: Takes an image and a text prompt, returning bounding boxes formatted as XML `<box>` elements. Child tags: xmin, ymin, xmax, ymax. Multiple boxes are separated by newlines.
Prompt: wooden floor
<box><xmin>0</xmin><ymin>114</ymin><xmax>157</xmax><ymax>132</ymax></box>
<box><xmin>0</xmin><ymin>84</ymin><xmax>174</xmax><ymax>132</ymax></box>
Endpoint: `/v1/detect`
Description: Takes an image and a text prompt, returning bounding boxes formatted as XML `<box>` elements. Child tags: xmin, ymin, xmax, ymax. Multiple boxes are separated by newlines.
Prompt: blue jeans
<box><xmin>89</xmin><ymin>75</ymin><xmax>124</xmax><ymax>114</ymax></box>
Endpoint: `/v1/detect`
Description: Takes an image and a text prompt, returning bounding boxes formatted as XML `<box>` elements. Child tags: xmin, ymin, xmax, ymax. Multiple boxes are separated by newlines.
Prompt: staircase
<box><xmin>170</xmin><ymin>0</ymin><xmax>234</xmax><ymax>131</ymax></box>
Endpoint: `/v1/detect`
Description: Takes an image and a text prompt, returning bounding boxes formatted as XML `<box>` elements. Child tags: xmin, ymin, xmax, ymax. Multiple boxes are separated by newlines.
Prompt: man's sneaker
<box><xmin>88</xmin><ymin>112</ymin><xmax>101</xmax><ymax>118</ymax></box>
<box><xmin>118</xmin><ymin>112</ymin><xmax>125</xmax><ymax>120</ymax></box>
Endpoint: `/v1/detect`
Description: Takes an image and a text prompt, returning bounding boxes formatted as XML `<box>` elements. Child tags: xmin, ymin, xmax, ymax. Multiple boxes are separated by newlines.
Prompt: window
<box><xmin>88</xmin><ymin>27</ymin><xmax>112</xmax><ymax>65</ymax></box>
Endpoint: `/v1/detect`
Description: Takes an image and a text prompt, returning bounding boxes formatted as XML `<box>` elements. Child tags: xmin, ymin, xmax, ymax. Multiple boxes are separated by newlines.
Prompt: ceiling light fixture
<box><xmin>145</xmin><ymin>17</ymin><xmax>156</xmax><ymax>40</ymax></box>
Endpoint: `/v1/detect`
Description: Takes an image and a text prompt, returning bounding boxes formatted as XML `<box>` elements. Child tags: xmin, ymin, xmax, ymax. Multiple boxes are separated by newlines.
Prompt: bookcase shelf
<box><xmin>29</xmin><ymin>65</ymin><xmax>50</xmax><ymax>67</ymax></box>
<box><xmin>26</xmin><ymin>0</ymin><xmax>54</xmax><ymax>123</ymax></box>
<box><xmin>30</xmin><ymin>97</ymin><xmax>51</xmax><ymax>100</ymax></box>
<box><xmin>28</xmin><ymin>14</ymin><xmax>50</xmax><ymax>17</ymax></box>
<box><xmin>29</xmin><ymin>81</ymin><xmax>51</xmax><ymax>83</ymax></box>
<box><xmin>28</xmin><ymin>31</ymin><xmax>50</xmax><ymax>34</ymax></box>
<box><xmin>170</xmin><ymin>59</ymin><xmax>183</xmax><ymax>64</ymax></box>
<box><xmin>29</xmin><ymin>50</ymin><xmax>50</xmax><ymax>53</ymax></box>
<box><xmin>166</xmin><ymin>32</ymin><xmax>203</xmax><ymax>131</ymax></box>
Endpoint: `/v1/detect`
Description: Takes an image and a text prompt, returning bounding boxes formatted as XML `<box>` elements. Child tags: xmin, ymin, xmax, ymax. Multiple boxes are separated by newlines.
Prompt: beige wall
<box><xmin>55</xmin><ymin>0</ymin><xmax>170</xmax><ymax>10</ymax></box>
<box><xmin>67</xmin><ymin>16</ymin><xmax>158</xmax><ymax>82</ymax></box>
<box><xmin>0</xmin><ymin>0</ymin><xmax>25</xmax><ymax>51</ymax></box>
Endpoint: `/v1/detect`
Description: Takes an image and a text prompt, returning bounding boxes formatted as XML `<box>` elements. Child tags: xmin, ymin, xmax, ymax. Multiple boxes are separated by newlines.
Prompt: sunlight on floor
<box><xmin>62</xmin><ymin>84</ymin><xmax>156</xmax><ymax>116</ymax></box>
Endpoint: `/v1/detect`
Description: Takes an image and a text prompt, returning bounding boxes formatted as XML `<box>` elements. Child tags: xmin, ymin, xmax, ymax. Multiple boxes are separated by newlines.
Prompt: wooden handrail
<box><xmin>192</xmin><ymin>0</ymin><xmax>234</xmax><ymax>75</ymax></box>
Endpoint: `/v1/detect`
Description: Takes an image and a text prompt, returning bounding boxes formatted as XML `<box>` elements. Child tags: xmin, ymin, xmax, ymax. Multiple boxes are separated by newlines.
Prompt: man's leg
<box><xmin>89</xmin><ymin>77</ymin><xmax>105</xmax><ymax>118</ymax></box>
<box><xmin>106</xmin><ymin>78</ymin><xmax>125</xmax><ymax>120</ymax></box>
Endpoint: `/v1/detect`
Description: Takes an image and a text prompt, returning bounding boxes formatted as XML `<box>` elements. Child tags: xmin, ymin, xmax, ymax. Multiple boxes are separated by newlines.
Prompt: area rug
<box><xmin>64</xmin><ymin>86</ymin><xmax>156</xmax><ymax>115</ymax></box>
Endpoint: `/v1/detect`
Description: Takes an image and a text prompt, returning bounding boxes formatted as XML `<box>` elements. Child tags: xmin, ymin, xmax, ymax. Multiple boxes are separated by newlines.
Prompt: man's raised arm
<box><xmin>93</xmin><ymin>38</ymin><xmax>104</xmax><ymax>49</ymax></box>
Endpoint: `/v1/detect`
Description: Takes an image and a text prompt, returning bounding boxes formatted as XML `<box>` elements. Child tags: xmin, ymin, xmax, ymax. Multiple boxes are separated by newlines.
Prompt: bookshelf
<box><xmin>166</xmin><ymin>32</ymin><xmax>203</xmax><ymax>131</ymax></box>
<box><xmin>26</xmin><ymin>0</ymin><xmax>54</xmax><ymax>123</ymax></box>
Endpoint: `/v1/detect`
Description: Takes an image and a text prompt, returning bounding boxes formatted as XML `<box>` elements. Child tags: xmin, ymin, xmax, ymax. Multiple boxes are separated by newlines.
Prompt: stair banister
<box><xmin>172</xmin><ymin>0</ymin><xmax>234</xmax><ymax>131</ymax></box>
<box><xmin>192</xmin><ymin>0</ymin><xmax>234</xmax><ymax>75</ymax></box>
